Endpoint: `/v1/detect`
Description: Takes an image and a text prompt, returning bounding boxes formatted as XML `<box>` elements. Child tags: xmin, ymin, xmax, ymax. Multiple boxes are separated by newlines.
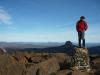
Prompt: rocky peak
<box><xmin>64</xmin><ymin>41</ymin><xmax>73</xmax><ymax>48</ymax></box>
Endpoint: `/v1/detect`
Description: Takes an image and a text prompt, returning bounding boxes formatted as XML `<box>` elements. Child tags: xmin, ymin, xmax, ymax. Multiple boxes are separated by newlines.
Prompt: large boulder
<box><xmin>13</xmin><ymin>55</ymin><xmax>28</xmax><ymax>64</ymax></box>
<box><xmin>12</xmin><ymin>52</ymin><xmax>28</xmax><ymax>64</ymax></box>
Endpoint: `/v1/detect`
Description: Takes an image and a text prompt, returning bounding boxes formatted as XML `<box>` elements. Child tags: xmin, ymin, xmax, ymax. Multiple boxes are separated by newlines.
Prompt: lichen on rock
<box><xmin>71</xmin><ymin>47</ymin><xmax>91</xmax><ymax>72</ymax></box>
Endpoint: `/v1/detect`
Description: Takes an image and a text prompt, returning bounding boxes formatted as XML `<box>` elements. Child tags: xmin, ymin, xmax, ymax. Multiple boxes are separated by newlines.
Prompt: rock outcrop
<box><xmin>71</xmin><ymin>47</ymin><xmax>91</xmax><ymax>72</ymax></box>
<box><xmin>0</xmin><ymin>50</ymin><xmax>98</xmax><ymax>75</ymax></box>
<box><xmin>0</xmin><ymin>48</ymin><xmax>7</xmax><ymax>54</ymax></box>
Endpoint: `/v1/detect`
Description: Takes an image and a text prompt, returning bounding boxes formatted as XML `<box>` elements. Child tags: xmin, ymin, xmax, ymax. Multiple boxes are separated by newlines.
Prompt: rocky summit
<box><xmin>0</xmin><ymin>48</ymin><xmax>99</xmax><ymax>75</ymax></box>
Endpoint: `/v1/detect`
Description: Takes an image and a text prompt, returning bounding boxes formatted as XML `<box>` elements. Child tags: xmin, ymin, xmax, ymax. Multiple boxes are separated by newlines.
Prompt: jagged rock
<box><xmin>0</xmin><ymin>47</ymin><xmax>7</xmax><ymax>54</ymax></box>
<box><xmin>38</xmin><ymin>57</ymin><xmax>60</xmax><ymax>75</ymax></box>
<box><xmin>12</xmin><ymin>54</ymin><xmax>28</xmax><ymax>64</ymax></box>
<box><xmin>71</xmin><ymin>47</ymin><xmax>91</xmax><ymax>72</ymax></box>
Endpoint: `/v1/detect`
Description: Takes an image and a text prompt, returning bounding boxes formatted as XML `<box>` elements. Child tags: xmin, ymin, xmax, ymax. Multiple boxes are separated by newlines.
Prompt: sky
<box><xmin>0</xmin><ymin>0</ymin><xmax>100</xmax><ymax>42</ymax></box>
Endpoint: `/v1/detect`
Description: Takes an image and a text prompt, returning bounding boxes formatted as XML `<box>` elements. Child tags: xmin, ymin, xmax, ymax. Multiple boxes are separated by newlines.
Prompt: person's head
<box><xmin>80</xmin><ymin>16</ymin><xmax>85</xmax><ymax>20</ymax></box>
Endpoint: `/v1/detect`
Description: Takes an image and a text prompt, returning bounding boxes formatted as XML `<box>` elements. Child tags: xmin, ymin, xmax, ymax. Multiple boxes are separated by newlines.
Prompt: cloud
<box><xmin>0</xmin><ymin>7</ymin><xmax>12</xmax><ymax>25</ymax></box>
<box><xmin>0</xmin><ymin>6</ymin><xmax>17</xmax><ymax>30</ymax></box>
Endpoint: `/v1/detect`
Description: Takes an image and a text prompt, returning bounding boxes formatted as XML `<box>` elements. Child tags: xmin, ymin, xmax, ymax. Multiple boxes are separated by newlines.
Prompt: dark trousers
<box><xmin>78</xmin><ymin>32</ymin><xmax>85</xmax><ymax>48</ymax></box>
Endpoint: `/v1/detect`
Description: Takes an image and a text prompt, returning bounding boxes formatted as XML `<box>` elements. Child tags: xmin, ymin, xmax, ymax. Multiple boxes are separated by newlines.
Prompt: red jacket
<box><xmin>76</xmin><ymin>20</ymin><xmax>88</xmax><ymax>32</ymax></box>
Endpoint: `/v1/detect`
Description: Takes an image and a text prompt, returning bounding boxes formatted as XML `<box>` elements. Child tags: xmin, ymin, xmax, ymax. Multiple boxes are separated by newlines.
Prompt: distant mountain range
<box><xmin>0</xmin><ymin>42</ymin><xmax>64</xmax><ymax>48</ymax></box>
<box><xmin>0</xmin><ymin>41</ymin><xmax>100</xmax><ymax>48</ymax></box>
<box><xmin>0</xmin><ymin>41</ymin><xmax>100</xmax><ymax>55</ymax></box>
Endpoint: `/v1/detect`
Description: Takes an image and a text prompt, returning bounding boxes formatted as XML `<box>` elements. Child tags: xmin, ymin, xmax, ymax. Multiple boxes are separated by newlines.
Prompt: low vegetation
<box><xmin>0</xmin><ymin>51</ymin><xmax>99</xmax><ymax>75</ymax></box>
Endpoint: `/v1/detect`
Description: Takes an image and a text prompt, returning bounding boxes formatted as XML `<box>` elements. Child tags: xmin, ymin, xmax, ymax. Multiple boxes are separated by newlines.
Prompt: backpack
<box><xmin>77</xmin><ymin>20</ymin><xmax>86</xmax><ymax>32</ymax></box>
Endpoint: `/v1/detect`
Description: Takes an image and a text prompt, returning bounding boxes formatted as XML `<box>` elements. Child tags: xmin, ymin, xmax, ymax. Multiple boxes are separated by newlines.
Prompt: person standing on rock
<box><xmin>76</xmin><ymin>16</ymin><xmax>88</xmax><ymax>48</ymax></box>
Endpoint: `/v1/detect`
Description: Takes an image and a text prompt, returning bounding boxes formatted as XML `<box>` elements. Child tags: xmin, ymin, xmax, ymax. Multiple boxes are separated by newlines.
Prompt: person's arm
<box><xmin>84</xmin><ymin>21</ymin><xmax>88</xmax><ymax>31</ymax></box>
<box><xmin>76</xmin><ymin>21</ymin><xmax>79</xmax><ymax>32</ymax></box>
